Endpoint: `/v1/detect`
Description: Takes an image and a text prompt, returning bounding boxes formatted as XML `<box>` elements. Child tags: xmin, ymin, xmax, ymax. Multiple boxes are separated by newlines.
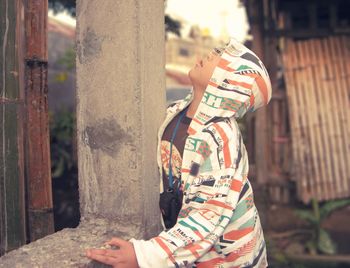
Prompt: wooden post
<box><xmin>248</xmin><ymin>0</ymin><xmax>269</xmax><ymax>184</ymax></box>
<box><xmin>0</xmin><ymin>0</ymin><xmax>26</xmax><ymax>255</ymax></box>
<box><xmin>24</xmin><ymin>0</ymin><xmax>54</xmax><ymax>241</ymax></box>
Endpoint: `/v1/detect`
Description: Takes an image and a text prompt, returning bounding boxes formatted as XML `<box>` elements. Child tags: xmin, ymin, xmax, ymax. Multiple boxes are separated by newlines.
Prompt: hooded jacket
<box><xmin>131</xmin><ymin>38</ymin><xmax>272</xmax><ymax>268</ymax></box>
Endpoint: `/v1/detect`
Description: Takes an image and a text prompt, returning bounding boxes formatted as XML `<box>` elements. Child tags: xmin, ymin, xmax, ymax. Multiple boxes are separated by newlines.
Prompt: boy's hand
<box><xmin>86</xmin><ymin>237</ymin><xmax>139</xmax><ymax>268</ymax></box>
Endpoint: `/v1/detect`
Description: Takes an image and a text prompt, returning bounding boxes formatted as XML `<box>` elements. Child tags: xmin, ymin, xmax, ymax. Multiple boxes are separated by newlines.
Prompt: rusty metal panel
<box><xmin>0</xmin><ymin>0</ymin><xmax>26</xmax><ymax>255</ymax></box>
<box><xmin>282</xmin><ymin>36</ymin><xmax>350</xmax><ymax>203</ymax></box>
<box><xmin>24</xmin><ymin>0</ymin><xmax>54</xmax><ymax>241</ymax></box>
<box><xmin>25</xmin><ymin>1</ymin><xmax>48</xmax><ymax>60</ymax></box>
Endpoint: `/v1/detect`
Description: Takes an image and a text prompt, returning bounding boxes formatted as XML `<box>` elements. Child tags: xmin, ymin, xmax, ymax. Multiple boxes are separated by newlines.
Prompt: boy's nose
<box><xmin>195</xmin><ymin>57</ymin><xmax>203</xmax><ymax>66</ymax></box>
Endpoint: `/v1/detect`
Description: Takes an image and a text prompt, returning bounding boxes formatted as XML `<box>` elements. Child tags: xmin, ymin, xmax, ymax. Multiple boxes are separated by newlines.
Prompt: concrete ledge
<box><xmin>0</xmin><ymin>218</ymin><xmax>144</xmax><ymax>267</ymax></box>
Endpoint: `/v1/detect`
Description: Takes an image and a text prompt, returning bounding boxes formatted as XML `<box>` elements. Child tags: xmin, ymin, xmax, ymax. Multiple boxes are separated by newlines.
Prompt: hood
<box><xmin>187</xmin><ymin>38</ymin><xmax>272</xmax><ymax>135</ymax></box>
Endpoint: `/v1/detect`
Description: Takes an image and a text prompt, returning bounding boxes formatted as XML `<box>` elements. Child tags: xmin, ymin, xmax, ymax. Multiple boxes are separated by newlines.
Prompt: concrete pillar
<box><xmin>0</xmin><ymin>0</ymin><xmax>165</xmax><ymax>265</ymax></box>
<box><xmin>76</xmin><ymin>0</ymin><xmax>165</xmax><ymax>239</ymax></box>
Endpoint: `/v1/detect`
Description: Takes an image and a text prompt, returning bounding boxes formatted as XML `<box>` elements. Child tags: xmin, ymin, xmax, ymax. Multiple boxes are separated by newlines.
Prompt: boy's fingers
<box><xmin>106</xmin><ymin>237</ymin><xmax>127</xmax><ymax>247</ymax></box>
<box><xmin>86</xmin><ymin>249</ymin><xmax>121</xmax><ymax>258</ymax></box>
<box><xmin>87</xmin><ymin>253</ymin><xmax>121</xmax><ymax>266</ymax></box>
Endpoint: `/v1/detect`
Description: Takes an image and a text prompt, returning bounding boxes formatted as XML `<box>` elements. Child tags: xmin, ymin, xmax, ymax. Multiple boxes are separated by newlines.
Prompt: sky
<box><xmin>165</xmin><ymin>0</ymin><xmax>249</xmax><ymax>42</ymax></box>
<box><xmin>48</xmin><ymin>10</ymin><xmax>76</xmax><ymax>27</ymax></box>
<box><xmin>48</xmin><ymin>0</ymin><xmax>249</xmax><ymax>42</ymax></box>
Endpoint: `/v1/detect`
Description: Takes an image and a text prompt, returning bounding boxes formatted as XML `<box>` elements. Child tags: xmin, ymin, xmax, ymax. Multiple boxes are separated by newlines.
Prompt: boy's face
<box><xmin>188</xmin><ymin>48</ymin><xmax>223</xmax><ymax>90</ymax></box>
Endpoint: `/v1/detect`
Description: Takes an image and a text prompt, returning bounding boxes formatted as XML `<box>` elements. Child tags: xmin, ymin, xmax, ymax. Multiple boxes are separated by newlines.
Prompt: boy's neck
<box><xmin>186</xmin><ymin>86</ymin><xmax>205</xmax><ymax>118</ymax></box>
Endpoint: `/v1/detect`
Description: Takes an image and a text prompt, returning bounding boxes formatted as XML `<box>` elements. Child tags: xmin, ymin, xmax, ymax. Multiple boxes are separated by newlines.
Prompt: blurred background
<box><xmin>2</xmin><ymin>0</ymin><xmax>349</xmax><ymax>267</ymax></box>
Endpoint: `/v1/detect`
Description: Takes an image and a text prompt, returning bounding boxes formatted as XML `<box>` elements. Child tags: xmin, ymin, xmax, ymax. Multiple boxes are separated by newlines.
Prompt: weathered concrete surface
<box><xmin>0</xmin><ymin>0</ymin><xmax>165</xmax><ymax>266</ymax></box>
<box><xmin>0</xmin><ymin>218</ymin><xmax>138</xmax><ymax>267</ymax></box>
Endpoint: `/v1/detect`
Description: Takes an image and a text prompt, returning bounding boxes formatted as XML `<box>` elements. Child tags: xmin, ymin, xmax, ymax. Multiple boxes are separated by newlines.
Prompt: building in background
<box><xmin>48</xmin><ymin>15</ymin><xmax>76</xmax><ymax>113</ymax></box>
<box><xmin>242</xmin><ymin>0</ymin><xmax>350</xmax><ymax>205</ymax></box>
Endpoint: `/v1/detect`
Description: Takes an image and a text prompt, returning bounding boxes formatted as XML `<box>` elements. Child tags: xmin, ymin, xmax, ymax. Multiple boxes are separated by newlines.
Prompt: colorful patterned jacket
<box><xmin>131</xmin><ymin>38</ymin><xmax>272</xmax><ymax>268</ymax></box>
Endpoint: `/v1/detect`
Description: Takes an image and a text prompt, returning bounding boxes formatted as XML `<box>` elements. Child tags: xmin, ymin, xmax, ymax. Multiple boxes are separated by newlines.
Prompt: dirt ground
<box><xmin>252</xmin><ymin>183</ymin><xmax>350</xmax><ymax>267</ymax></box>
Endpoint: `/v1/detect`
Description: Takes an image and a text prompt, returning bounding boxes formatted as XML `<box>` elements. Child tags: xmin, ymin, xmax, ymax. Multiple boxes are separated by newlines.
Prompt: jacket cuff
<box><xmin>130</xmin><ymin>238</ymin><xmax>170</xmax><ymax>268</ymax></box>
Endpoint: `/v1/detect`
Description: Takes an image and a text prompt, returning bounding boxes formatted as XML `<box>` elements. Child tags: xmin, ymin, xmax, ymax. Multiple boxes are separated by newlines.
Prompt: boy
<box><xmin>86</xmin><ymin>38</ymin><xmax>272</xmax><ymax>268</ymax></box>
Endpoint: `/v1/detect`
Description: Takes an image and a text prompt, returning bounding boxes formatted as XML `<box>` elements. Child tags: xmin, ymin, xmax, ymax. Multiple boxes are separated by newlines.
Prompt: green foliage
<box><xmin>294</xmin><ymin>198</ymin><xmax>350</xmax><ymax>255</ymax></box>
<box><xmin>294</xmin><ymin>209</ymin><xmax>318</xmax><ymax>225</ymax></box>
<box><xmin>317</xmin><ymin>228</ymin><xmax>336</xmax><ymax>255</ymax></box>
<box><xmin>54</xmin><ymin>72</ymin><xmax>68</xmax><ymax>83</ymax></box>
<box><xmin>57</xmin><ymin>47</ymin><xmax>76</xmax><ymax>71</ymax></box>
<box><xmin>165</xmin><ymin>15</ymin><xmax>181</xmax><ymax>37</ymax></box>
<box><xmin>54</xmin><ymin>47</ymin><xmax>76</xmax><ymax>83</ymax></box>
<box><xmin>49</xmin><ymin>109</ymin><xmax>76</xmax><ymax>179</ymax></box>
<box><xmin>319</xmin><ymin>199</ymin><xmax>350</xmax><ymax>221</ymax></box>
<box><xmin>266</xmin><ymin>236</ymin><xmax>292</xmax><ymax>268</ymax></box>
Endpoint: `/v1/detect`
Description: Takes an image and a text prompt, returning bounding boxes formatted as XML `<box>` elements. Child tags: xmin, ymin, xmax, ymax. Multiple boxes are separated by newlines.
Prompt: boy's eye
<box><xmin>213</xmin><ymin>47</ymin><xmax>224</xmax><ymax>56</ymax></box>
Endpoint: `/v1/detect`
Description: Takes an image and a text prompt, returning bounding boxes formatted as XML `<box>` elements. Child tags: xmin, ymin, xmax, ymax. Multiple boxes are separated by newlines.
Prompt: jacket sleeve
<box><xmin>131</xmin><ymin>122</ymin><xmax>245</xmax><ymax>268</ymax></box>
